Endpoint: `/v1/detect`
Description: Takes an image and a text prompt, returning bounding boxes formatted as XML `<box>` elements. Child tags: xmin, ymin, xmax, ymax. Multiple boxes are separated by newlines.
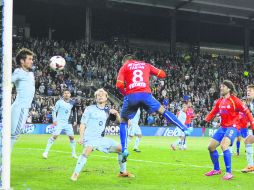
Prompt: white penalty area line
<box><xmin>15</xmin><ymin>148</ymin><xmax>247</xmax><ymax>173</ymax></box>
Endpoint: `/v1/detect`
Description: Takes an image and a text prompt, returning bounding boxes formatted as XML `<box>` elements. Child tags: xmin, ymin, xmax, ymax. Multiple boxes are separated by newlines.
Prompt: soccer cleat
<box><xmin>222</xmin><ymin>173</ymin><xmax>233</xmax><ymax>180</ymax></box>
<box><xmin>72</xmin><ymin>154</ymin><xmax>78</xmax><ymax>159</ymax></box>
<box><xmin>133</xmin><ymin>148</ymin><xmax>141</xmax><ymax>153</ymax></box>
<box><xmin>170</xmin><ymin>144</ymin><xmax>176</xmax><ymax>151</ymax></box>
<box><xmin>42</xmin><ymin>152</ymin><xmax>48</xmax><ymax>159</ymax></box>
<box><xmin>118</xmin><ymin>172</ymin><xmax>135</xmax><ymax>178</ymax></box>
<box><xmin>204</xmin><ymin>170</ymin><xmax>222</xmax><ymax>176</ymax></box>
<box><xmin>241</xmin><ymin>166</ymin><xmax>254</xmax><ymax>173</ymax></box>
<box><xmin>121</xmin><ymin>150</ymin><xmax>129</xmax><ymax>163</ymax></box>
<box><xmin>71</xmin><ymin>172</ymin><xmax>79</xmax><ymax>181</ymax></box>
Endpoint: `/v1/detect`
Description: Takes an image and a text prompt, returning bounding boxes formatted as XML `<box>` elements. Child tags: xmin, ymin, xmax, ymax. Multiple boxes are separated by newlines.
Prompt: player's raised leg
<box><xmin>157</xmin><ymin>106</ymin><xmax>188</xmax><ymax>133</ymax></box>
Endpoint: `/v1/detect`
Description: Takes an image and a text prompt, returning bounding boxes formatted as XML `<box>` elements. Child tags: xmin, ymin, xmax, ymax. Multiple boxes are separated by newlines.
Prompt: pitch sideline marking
<box><xmin>15</xmin><ymin>147</ymin><xmax>246</xmax><ymax>173</ymax></box>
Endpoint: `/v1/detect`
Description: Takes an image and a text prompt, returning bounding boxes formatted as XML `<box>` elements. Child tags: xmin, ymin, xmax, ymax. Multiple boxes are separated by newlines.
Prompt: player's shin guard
<box><xmin>209</xmin><ymin>150</ymin><xmax>220</xmax><ymax>170</ymax></box>
<box><xmin>223</xmin><ymin>149</ymin><xmax>231</xmax><ymax>173</ymax></box>
<box><xmin>236</xmin><ymin>141</ymin><xmax>240</xmax><ymax>155</ymax></box>
<box><xmin>246</xmin><ymin>144</ymin><xmax>254</xmax><ymax>166</ymax></box>
<box><xmin>134</xmin><ymin>137</ymin><xmax>140</xmax><ymax>149</ymax></box>
<box><xmin>119</xmin><ymin>122</ymin><xmax>128</xmax><ymax>153</ymax></box>
<box><xmin>118</xmin><ymin>153</ymin><xmax>127</xmax><ymax>173</ymax></box>
<box><xmin>44</xmin><ymin>137</ymin><xmax>55</xmax><ymax>153</ymax></box>
<box><xmin>70</xmin><ymin>140</ymin><xmax>76</xmax><ymax>155</ymax></box>
<box><xmin>162</xmin><ymin>110</ymin><xmax>187</xmax><ymax>132</ymax></box>
<box><xmin>74</xmin><ymin>154</ymin><xmax>87</xmax><ymax>174</ymax></box>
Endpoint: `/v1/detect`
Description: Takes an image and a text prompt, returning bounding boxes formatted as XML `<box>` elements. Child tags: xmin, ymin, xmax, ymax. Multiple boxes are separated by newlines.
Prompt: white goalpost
<box><xmin>1</xmin><ymin>0</ymin><xmax>13</xmax><ymax>189</ymax></box>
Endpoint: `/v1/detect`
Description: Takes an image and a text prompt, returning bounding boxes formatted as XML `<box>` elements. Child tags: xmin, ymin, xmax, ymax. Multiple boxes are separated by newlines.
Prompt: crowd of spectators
<box><xmin>8</xmin><ymin>38</ymin><xmax>254</xmax><ymax>127</ymax></box>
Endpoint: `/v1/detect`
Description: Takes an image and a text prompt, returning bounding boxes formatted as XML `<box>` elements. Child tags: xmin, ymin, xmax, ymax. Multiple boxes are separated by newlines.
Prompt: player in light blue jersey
<box><xmin>171</xmin><ymin>103</ymin><xmax>187</xmax><ymax>150</ymax></box>
<box><xmin>71</xmin><ymin>88</ymin><xmax>134</xmax><ymax>181</ymax></box>
<box><xmin>11</xmin><ymin>48</ymin><xmax>35</xmax><ymax>149</ymax></box>
<box><xmin>128</xmin><ymin>108</ymin><xmax>142</xmax><ymax>152</ymax></box>
<box><xmin>0</xmin><ymin>48</ymin><xmax>35</xmax><ymax>186</ymax></box>
<box><xmin>42</xmin><ymin>90</ymin><xmax>77</xmax><ymax>159</ymax></box>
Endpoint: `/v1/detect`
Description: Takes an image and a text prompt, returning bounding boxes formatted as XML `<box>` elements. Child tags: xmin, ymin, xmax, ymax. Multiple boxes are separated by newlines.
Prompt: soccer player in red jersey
<box><xmin>201</xmin><ymin>80</ymin><xmax>254</xmax><ymax>180</ymax></box>
<box><xmin>116</xmin><ymin>54</ymin><xmax>190</xmax><ymax>162</ymax></box>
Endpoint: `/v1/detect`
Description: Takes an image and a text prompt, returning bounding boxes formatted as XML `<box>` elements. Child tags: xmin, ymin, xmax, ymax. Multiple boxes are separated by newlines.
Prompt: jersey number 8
<box><xmin>132</xmin><ymin>70</ymin><xmax>144</xmax><ymax>83</ymax></box>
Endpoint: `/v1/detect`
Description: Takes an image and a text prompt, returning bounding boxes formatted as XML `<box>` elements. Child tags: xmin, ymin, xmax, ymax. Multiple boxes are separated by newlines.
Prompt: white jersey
<box><xmin>12</xmin><ymin>68</ymin><xmax>35</xmax><ymax>108</ymax></box>
<box><xmin>177</xmin><ymin>110</ymin><xmax>187</xmax><ymax>125</ymax></box>
<box><xmin>81</xmin><ymin>105</ymin><xmax>110</xmax><ymax>141</ymax></box>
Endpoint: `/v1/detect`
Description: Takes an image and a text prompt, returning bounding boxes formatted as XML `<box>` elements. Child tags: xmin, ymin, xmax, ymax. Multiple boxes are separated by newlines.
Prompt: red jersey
<box><xmin>237</xmin><ymin>112</ymin><xmax>248</xmax><ymax>130</ymax></box>
<box><xmin>116</xmin><ymin>60</ymin><xmax>166</xmax><ymax>95</ymax></box>
<box><xmin>185</xmin><ymin>107</ymin><xmax>194</xmax><ymax>125</ymax></box>
<box><xmin>205</xmin><ymin>95</ymin><xmax>254</xmax><ymax>130</ymax></box>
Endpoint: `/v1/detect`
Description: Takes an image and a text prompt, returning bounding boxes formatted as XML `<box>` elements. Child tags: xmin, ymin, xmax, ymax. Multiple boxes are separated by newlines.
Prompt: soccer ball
<box><xmin>49</xmin><ymin>56</ymin><xmax>66</xmax><ymax>71</ymax></box>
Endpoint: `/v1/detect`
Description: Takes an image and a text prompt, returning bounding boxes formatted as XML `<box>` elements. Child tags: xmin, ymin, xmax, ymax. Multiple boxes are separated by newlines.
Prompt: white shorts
<box><xmin>176</xmin><ymin>127</ymin><xmax>185</xmax><ymax>137</ymax></box>
<box><xmin>11</xmin><ymin>104</ymin><xmax>29</xmax><ymax>137</ymax></box>
<box><xmin>128</xmin><ymin>125</ymin><xmax>142</xmax><ymax>136</ymax></box>
<box><xmin>53</xmin><ymin>123</ymin><xmax>74</xmax><ymax>136</ymax></box>
<box><xmin>83</xmin><ymin>137</ymin><xmax>119</xmax><ymax>154</ymax></box>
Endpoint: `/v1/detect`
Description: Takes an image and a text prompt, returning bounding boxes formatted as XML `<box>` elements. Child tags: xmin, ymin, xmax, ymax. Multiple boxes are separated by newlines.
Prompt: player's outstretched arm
<box><xmin>205</xmin><ymin>99</ymin><xmax>221</xmax><ymax>123</ymax></box>
<box><xmin>149</xmin><ymin>64</ymin><xmax>166</xmax><ymax>79</ymax></box>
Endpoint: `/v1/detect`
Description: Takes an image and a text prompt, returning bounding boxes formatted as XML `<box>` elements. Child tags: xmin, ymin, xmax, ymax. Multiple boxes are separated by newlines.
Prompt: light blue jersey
<box><xmin>52</xmin><ymin>99</ymin><xmax>75</xmax><ymax>124</ymax></box>
<box><xmin>130</xmin><ymin>109</ymin><xmax>141</xmax><ymax>127</ymax></box>
<box><xmin>81</xmin><ymin>105</ymin><xmax>110</xmax><ymax>140</ymax></box>
<box><xmin>11</xmin><ymin>68</ymin><xmax>35</xmax><ymax>148</ymax></box>
<box><xmin>12</xmin><ymin>68</ymin><xmax>35</xmax><ymax>108</ymax></box>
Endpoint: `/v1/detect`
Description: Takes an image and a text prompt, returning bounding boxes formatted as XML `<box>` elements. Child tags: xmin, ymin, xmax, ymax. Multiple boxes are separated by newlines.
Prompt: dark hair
<box><xmin>122</xmin><ymin>54</ymin><xmax>136</xmax><ymax>64</ymax></box>
<box><xmin>63</xmin><ymin>89</ymin><xmax>70</xmax><ymax>93</ymax></box>
<box><xmin>222</xmin><ymin>80</ymin><xmax>237</xmax><ymax>95</ymax></box>
<box><xmin>16</xmin><ymin>48</ymin><xmax>34</xmax><ymax>65</ymax></box>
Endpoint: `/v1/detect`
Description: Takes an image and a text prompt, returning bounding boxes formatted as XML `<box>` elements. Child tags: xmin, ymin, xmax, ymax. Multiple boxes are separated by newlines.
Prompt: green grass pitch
<box><xmin>11</xmin><ymin>135</ymin><xmax>253</xmax><ymax>190</ymax></box>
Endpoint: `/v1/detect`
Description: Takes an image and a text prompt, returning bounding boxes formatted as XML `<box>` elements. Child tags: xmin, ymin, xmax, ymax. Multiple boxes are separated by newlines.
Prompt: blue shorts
<box><xmin>212</xmin><ymin>127</ymin><xmax>238</xmax><ymax>145</ymax></box>
<box><xmin>121</xmin><ymin>92</ymin><xmax>161</xmax><ymax>119</ymax></box>
<box><xmin>237</xmin><ymin>128</ymin><xmax>248</xmax><ymax>138</ymax></box>
<box><xmin>186</xmin><ymin>123</ymin><xmax>192</xmax><ymax>128</ymax></box>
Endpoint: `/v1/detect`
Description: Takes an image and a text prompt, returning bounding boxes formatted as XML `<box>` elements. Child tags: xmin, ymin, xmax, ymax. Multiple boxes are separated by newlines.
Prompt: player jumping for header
<box><xmin>116</xmin><ymin>54</ymin><xmax>191</xmax><ymax>163</ymax></box>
